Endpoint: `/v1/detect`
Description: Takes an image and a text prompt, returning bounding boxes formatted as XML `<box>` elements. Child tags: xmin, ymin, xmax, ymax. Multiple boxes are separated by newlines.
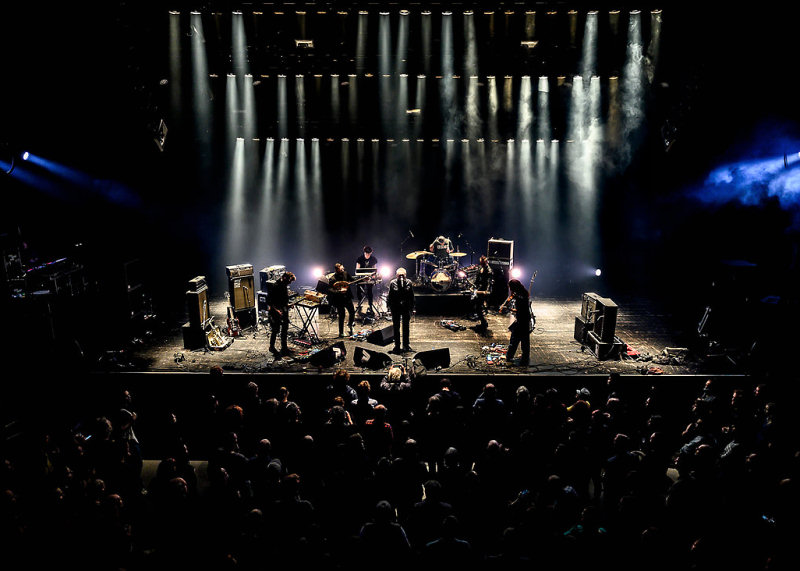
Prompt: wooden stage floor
<box><xmin>124</xmin><ymin>294</ymin><xmax>720</xmax><ymax>377</ymax></box>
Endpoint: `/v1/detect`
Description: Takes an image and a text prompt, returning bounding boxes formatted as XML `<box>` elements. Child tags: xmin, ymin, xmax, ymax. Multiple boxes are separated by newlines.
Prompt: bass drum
<box><xmin>429</xmin><ymin>269</ymin><xmax>453</xmax><ymax>292</ymax></box>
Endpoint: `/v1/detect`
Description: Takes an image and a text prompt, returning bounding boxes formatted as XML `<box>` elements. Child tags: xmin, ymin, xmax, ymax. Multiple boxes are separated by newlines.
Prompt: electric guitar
<box><xmin>330</xmin><ymin>274</ymin><xmax>372</xmax><ymax>294</ymax></box>
<box><xmin>227</xmin><ymin>306</ymin><xmax>241</xmax><ymax>337</ymax></box>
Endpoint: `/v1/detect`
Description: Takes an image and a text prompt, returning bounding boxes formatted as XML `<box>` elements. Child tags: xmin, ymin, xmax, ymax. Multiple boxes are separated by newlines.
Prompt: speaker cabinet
<box><xmin>487</xmin><ymin>238</ymin><xmax>514</xmax><ymax>263</ymax></box>
<box><xmin>234</xmin><ymin>307</ymin><xmax>257</xmax><ymax>329</ymax></box>
<box><xmin>581</xmin><ymin>292</ymin><xmax>618</xmax><ymax>343</ymax></box>
<box><xmin>367</xmin><ymin>325</ymin><xmax>395</xmax><ymax>346</ymax></box>
<box><xmin>488</xmin><ymin>265</ymin><xmax>510</xmax><ymax>307</ymax></box>
<box><xmin>413</xmin><ymin>347</ymin><xmax>451</xmax><ymax>370</ymax></box>
<box><xmin>186</xmin><ymin>286</ymin><xmax>210</xmax><ymax>329</ymax></box>
<box><xmin>354</xmin><ymin>346</ymin><xmax>392</xmax><ymax>369</ymax></box>
<box><xmin>228</xmin><ymin>275</ymin><xmax>255</xmax><ymax>310</ymax></box>
<box><xmin>182</xmin><ymin>322</ymin><xmax>206</xmax><ymax>350</ymax></box>
<box><xmin>574</xmin><ymin>316</ymin><xmax>590</xmax><ymax>344</ymax></box>
<box><xmin>586</xmin><ymin>330</ymin><xmax>624</xmax><ymax>361</ymax></box>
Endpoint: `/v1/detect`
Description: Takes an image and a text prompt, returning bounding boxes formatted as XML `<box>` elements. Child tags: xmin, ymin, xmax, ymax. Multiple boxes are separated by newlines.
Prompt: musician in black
<box><xmin>267</xmin><ymin>271</ymin><xmax>296</xmax><ymax>356</ymax></box>
<box><xmin>428</xmin><ymin>235</ymin><xmax>453</xmax><ymax>265</ymax></box>
<box><xmin>471</xmin><ymin>255</ymin><xmax>492</xmax><ymax>332</ymax></box>
<box><xmin>387</xmin><ymin>267</ymin><xmax>415</xmax><ymax>354</ymax></box>
<box><xmin>355</xmin><ymin>245</ymin><xmax>378</xmax><ymax>315</ymax></box>
<box><xmin>502</xmin><ymin>278</ymin><xmax>531</xmax><ymax>366</ymax></box>
<box><xmin>329</xmin><ymin>263</ymin><xmax>356</xmax><ymax>337</ymax></box>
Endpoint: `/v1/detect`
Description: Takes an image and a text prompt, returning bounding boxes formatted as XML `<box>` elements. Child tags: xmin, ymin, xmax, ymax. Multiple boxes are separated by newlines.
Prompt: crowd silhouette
<box><xmin>1</xmin><ymin>369</ymin><xmax>798</xmax><ymax>570</ymax></box>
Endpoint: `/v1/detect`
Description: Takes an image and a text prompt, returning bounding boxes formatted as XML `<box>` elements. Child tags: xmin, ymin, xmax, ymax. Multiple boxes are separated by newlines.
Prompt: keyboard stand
<box><xmin>292</xmin><ymin>300</ymin><xmax>321</xmax><ymax>344</ymax></box>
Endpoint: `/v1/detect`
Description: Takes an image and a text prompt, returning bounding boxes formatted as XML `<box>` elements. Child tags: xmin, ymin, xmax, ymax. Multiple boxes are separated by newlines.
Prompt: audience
<box><xmin>0</xmin><ymin>372</ymin><xmax>797</xmax><ymax>570</ymax></box>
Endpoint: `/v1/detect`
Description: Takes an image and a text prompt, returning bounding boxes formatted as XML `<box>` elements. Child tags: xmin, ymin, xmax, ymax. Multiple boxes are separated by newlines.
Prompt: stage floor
<box><xmin>123</xmin><ymin>294</ymin><xmax>718</xmax><ymax>377</ymax></box>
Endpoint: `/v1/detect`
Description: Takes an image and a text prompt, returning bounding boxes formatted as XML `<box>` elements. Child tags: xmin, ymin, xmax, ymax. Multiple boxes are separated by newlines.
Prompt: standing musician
<box><xmin>501</xmin><ymin>278</ymin><xmax>531</xmax><ymax>366</ymax></box>
<box><xmin>355</xmin><ymin>245</ymin><xmax>378</xmax><ymax>315</ymax></box>
<box><xmin>387</xmin><ymin>267</ymin><xmax>415</xmax><ymax>354</ymax></box>
<box><xmin>471</xmin><ymin>255</ymin><xmax>492</xmax><ymax>332</ymax></box>
<box><xmin>329</xmin><ymin>263</ymin><xmax>356</xmax><ymax>337</ymax></box>
<box><xmin>428</xmin><ymin>235</ymin><xmax>454</xmax><ymax>266</ymax></box>
<box><xmin>267</xmin><ymin>271</ymin><xmax>296</xmax><ymax>356</ymax></box>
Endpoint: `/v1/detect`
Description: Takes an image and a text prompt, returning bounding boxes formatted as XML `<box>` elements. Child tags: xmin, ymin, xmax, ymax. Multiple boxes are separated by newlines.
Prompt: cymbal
<box><xmin>450</xmin><ymin>252</ymin><xmax>467</xmax><ymax>257</ymax></box>
<box><xmin>406</xmin><ymin>251</ymin><xmax>431</xmax><ymax>259</ymax></box>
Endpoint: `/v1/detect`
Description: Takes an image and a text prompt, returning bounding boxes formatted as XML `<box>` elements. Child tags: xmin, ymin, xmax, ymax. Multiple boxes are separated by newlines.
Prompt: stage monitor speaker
<box><xmin>229</xmin><ymin>274</ymin><xmax>255</xmax><ymax>310</ymax></box>
<box><xmin>414</xmin><ymin>347</ymin><xmax>450</xmax><ymax>370</ymax></box>
<box><xmin>353</xmin><ymin>346</ymin><xmax>392</xmax><ymax>370</ymax></box>
<box><xmin>186</xmin><ymin>286</ymin><xmax>210</xmax><ymax>329</ymax></box>
<box><xmin>574</xmin><ymin>316</ymin><xmax>590</xmax><ymax>344</ymax></box>
<box><xmin>309</xmin><ymin>341</ymin><xmax>347</xmax><ymax>367</ymax></box>
<box><xmin>367</xmin><ymin>325</ymin><xmax>394</xmax><ymax>346</ymax></box>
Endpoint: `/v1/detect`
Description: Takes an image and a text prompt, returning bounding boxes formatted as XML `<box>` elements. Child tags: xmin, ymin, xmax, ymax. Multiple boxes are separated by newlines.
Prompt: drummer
<box><xmin>428</xmin><ymin>235</ymin><xmax>454</xmax><ymax>266</ymax></box>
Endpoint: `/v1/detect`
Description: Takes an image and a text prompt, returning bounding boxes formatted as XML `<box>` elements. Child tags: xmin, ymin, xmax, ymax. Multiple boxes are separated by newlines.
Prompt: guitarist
<box><xmin>329</xmin><ymin>263</ymin><xmax>356</xmax><ymax>337</ymax></box>
<box><xmin>267</xmin><ymin>271</ymin><xmax>296</xmax><ymax>356</ymax></box>
<box><xmin>502</xmin><ymin>278</ymin><xmax>531</xmax><ymax>366</ymax></box>
<box><xmin>471</xmin><ymin>255</ymin><xmax>492</xmax><ymax>332</ymax></box>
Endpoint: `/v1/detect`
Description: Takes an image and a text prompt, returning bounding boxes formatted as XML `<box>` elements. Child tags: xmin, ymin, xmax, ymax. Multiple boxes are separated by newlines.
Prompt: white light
<box><xmin>379</xmin><ymin>265</ymin><xmax>393</xmax><ymax>278</ymax></box>
<box><xmin>595</xmin><ymin>268</ymin><xmax>602</xmax><ymax>277</ymax></box>
<box><xmin>313</xmin><ymin>267</ymin><xmax>325</xmax><ymax>278</ymax></box>
<box><xmin>22</xmin><ymin>151</ymin><xmax>29</xmax><ymax>161</ymax></box>
<box><xmin>511</xmin><ymin>268</ymin><xmax>522</xmax><ymax>279</ymax></box>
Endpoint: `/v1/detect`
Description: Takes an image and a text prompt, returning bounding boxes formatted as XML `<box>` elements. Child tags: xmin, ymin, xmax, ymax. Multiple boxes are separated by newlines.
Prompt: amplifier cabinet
<box><xmin>187</xmin><ymin>275</ymin><xmax>207</xmax><ymax>292</ymax></box>
<box><xmin>587</xmin><ymin>330</ymin><xmax>624</xmax><ymax>361</ymax></box>
<box><xmin>574</xmin><ymin>316</ymin><xmax>590</xmax><ymax>344</ymax></box>
<box><xmin>581</xmin><ymin>292</ymin><xmax>618</xmax><ymax>343</ymax></box>
<box><xmin>259</xmin><ymin>265</ymin><xmax>286</xmax><ymax>290</ymax></box>
<box><xmin>234</xmin><ymin>307</ymin><xmax>257</xmax><ymax>329</ymax></box>
<box><xmin>186</xmin><ymin>286</ymin><xmax>210</xmax><ymax>329</ymax></box>
<box><xmin>487</xmin><ymin>238</ymin><xmax>514</xmax><ymax>264</ymax></box>
<box><xmin>226</xmin><ymin>264</ymin><xmax>254</xmax><ymax>279</ymax></box>
<box><xmin>229</xmin><ymin>275</ymin><xmax>256</xmax><ymax>310</ymax></box>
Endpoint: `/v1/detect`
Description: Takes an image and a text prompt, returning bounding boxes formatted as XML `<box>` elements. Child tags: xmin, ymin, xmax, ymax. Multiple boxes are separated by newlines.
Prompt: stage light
<box><xmin>457</xmin><ymin>270</ymin><xmax>467</xmax><ymax>279</ymax></box>
<box><xmin>22</xmin><ymin>151</ymin><xmax>29</xmax><ymax>161</ymax></box>
<box><xmin>313</xmin><ymin>266</ymin><xmax>325</xmax><ymax>278</ymax></box>
<box><xmin>379</xmin><ymin>265</ymin><xmax>393</xmax><ymax>278</ymax></box>
<box><xmin>595</xmin><ymin>269</ymin><xmax>602</xmax><ymax>277</ymax></box>
<box><xmin>511</xmin><ymin>268</ymin><xmax>522</xmax><ymax>279</ymax></box>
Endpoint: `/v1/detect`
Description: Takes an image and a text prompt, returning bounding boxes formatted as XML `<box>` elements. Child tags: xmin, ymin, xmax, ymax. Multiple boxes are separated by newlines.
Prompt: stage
<box><xmin>116</xmin><ymin>294</ymin><xmax>727</xmax><ymax>377</ymax></box>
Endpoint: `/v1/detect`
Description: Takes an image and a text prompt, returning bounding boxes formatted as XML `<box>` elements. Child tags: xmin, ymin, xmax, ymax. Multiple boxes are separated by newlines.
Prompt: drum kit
<box><xmin>406</xmin><ymin>250</ymin><xmax>469</xmax><ymax>293</ymax></box>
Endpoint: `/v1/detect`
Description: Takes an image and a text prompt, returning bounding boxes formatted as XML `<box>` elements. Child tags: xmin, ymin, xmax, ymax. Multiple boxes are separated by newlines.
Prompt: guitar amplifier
<box><xmin>586</xmin><ymin>330</ymin><xmax>624</xmax><ymax>360</ymax></box>
<box><xmin>187</xmin><ymin>275</ymin><xmax>207</xmax><ymax>292</ymax></box>
<box><xmin>234</xmin><ymin>307</ymin><xmax>257</xmax><ymax>329</ymax></box>
<box><xmin>226</xmin><ymin>264</ymin><xmax>254</xmax><ymax>279</ymax></box>
<box><xmin>574</xmin><ymin>316</ymin><xmax>590</xmax><ymax>344</ymax></box>
<box><xmin>186</xmin><ymin>286</ymin><xmax>210</xmax><ymax>329</ymax></box>
<box><xmin>228</xmin><ymin>274</ymin><xmax>255</xmax><ymax>310</ymax></box>
<box><xmin>260</xmin><ymin>265</ymin><xmax>286</xmax><ymax>290</ymax></box>
<box><xmin>487</xmin><ymin>238</ymin><xmax>513</xmax><ymax>265</ymax></box>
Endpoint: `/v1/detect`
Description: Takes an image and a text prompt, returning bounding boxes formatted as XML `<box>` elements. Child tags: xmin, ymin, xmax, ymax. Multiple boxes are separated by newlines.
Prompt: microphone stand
<box><xmin>461</xmin><ymin>236</ymin><xmax>477</xmax><ymax>266</ymax></box>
